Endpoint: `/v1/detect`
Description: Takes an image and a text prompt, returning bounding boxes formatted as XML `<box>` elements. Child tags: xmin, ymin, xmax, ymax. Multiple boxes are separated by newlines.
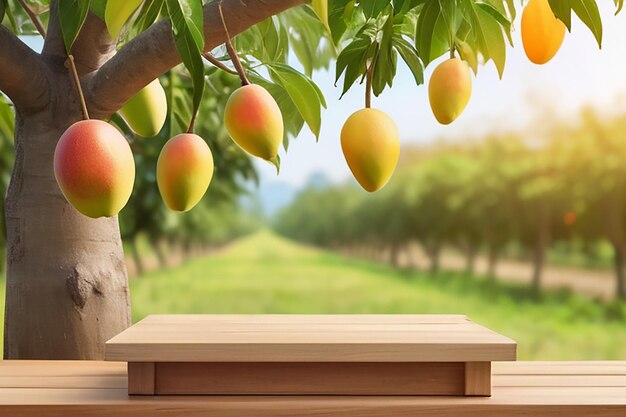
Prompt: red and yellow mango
<box><xmin>54</xmin><ymin>120</ymin><xmax>135</xmax><ymax>218</ymax></box>
<box><xmin>157</xmin><ymin>133</ymin><xmax>214</xmax><ymax>212</ymax></box>
<box><xmin>224</xmin><ymin>84</ymin><xmax>283</xmax><ymax>161</ymax></box>
<box><xmin>428</xmin><ymin>58</ymin><xmax>472</xmax><ymax>125</ymax></box>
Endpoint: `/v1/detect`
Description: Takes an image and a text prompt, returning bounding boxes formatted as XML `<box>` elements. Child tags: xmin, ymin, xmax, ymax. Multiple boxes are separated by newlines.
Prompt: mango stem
<box><xmin>66</xmin><ymin>55</ymin><xmax>90</xmax><ymax>120</ymax></box>
<box><xmin>218</xmin><ymin>1</ymin><xmax>250</xmax><ymax>86</ymax></box>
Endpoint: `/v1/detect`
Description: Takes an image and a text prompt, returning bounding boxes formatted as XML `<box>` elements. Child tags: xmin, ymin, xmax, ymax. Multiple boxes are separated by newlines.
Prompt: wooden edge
<box><xmin>128</xmin><ymin>363</ymin><xmax>155</xmax><ymax>395</ymax></box>
<box><xmin>465</xmin><ymin>362</ymin><xmax>491</xmax><ymax>396</ymax></box>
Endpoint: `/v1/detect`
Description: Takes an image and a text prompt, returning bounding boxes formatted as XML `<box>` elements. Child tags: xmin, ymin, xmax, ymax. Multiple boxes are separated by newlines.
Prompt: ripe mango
<box><xmin>341</xmin><ymin>108</ymin><xmax>400</xmax><ymax>192</ymax></box>
<box><xmin>428</xmin><ymin>58</ymin><xmax>472</xmax><ymax>125</ymax></box>
<box><xmin>157</xmin><ymin>133</ymin><xmax>214</xmax><ymax>212</ymax></box>
<box><xmin>224</xmin><ymin>84</ymin><xmax>283</xmax><ymax>161</ymax></box>
<box><xmin>105</xmin><ymin>0</ymin><xmax>144</xmax><ymax>40</ymax></box>
<box><xmin>521</xmin><ymin>0</ymin><xmax>566</xmax><ymax>65</ymax></box>
<box><xmin>119</xmin><ymin>79</ymin><xmax>167</xmax><ymax>138</ymax></box>
<box><xmin>54</xmin><ymin>120</ymin><xmax>135</xmax><ymax>218</ymax></box>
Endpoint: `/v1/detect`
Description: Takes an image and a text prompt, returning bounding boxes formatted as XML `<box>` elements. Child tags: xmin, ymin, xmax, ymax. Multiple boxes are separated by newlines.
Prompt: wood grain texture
<box><xmin>465</xmin><ymin>362</ymin><xmax>491</xmax><ymax>396</ymax></box>
<box><xmin>105</xmin><ymin>315</ymin><xmax>517</xmax><ymax>362</ymax></box>
<box><xmin>153</xmin><ymin>362</ymin><xmax>465</xmax><ymax>395</ymax></box>
<box><xmin>128</xmin><ymin>363</ymin><xmax>154</xmax><ymax>395</ymax></box>
<box><xmin>1</xmin><ymin>361</ymin><xmax>626</xmax><ymax>416</ymax></box>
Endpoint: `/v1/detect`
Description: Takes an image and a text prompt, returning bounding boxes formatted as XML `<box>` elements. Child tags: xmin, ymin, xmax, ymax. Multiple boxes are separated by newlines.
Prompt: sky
<box><xmin>21</xmin><ymin>5</ymin><xmax>626</xmax><ymax>190</ymax></box>
<box><xmin>254</xmin><ymin>3</ymin><xmax>626</xmax><ymax>188</ymax></box>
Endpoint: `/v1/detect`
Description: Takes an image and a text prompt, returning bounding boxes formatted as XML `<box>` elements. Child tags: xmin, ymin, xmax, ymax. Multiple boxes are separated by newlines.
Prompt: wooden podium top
<box><xmin>105</xmin><ymin>315</ymin><xmax>516</xmax><ymax>363</ymax></box>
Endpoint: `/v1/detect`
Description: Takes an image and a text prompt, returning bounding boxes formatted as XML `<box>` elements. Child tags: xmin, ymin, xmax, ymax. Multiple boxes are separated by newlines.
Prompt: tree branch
<box><xmin>86</xmin><ymin>0</ymin><xmax>306</xmax><ymax>119</ymax></box>
<box><xmin>16</xmin><ymin>0</ymin><xmax>47</xmax><ymax>37</ymax></box>
<box><xmin>0</xmin><ymin>25</ymin><xmax>50</xmax><ymax>111</ymax></box>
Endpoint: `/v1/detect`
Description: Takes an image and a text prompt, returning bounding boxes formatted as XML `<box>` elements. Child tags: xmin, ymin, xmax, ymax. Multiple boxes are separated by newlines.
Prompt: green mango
<box><xmin>119</xmin><ymin>79</ymin><xmax>167</xmax><ymax>138</ymax></box>
<box><xmin>105</xmin><ymin>0</ymin><xmax>144</xmax><ymax>39</ymax></box>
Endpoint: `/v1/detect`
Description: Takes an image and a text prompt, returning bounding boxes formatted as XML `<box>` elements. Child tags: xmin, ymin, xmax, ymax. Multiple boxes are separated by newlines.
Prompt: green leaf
<box><xmin>0</xmin><ymin>0</ymin><xmax>6</xmax><ymax>22</ymax></box>
<box><xmin>392</xmin><ymin>35</ymin><xmax>424</xmax><ymax>85</ymax></box>
<box><xmin>360</xmin><ymin>0</ymin><xmax>391</xmax><ymax>18</ymax></box>
<box><xmin>268</xmin><ymin>154</ymin><xmax>281</xmax><ymax>174</ymax></box>
<box><xmin>90</xmin><ymin>0</ymin><xmax>106</xmax><ymax>19</ymax></box>
<box><xmin>415</xmin><ymin>0</ymin><xmax>450</xmax><ymax>66</ymax></box>
<box><xmin>0</xmin><ymin>95</ymin><xmax>15</xmax><ymax>140</ymax></box>
<box><xmin>267</xmin><ymin>63</ymin><xmax>324</xmax><ymax>139</ymax></box>
<box><xmin>133</xmin><ymin>0</ymin><xmax>165</xmax><ymax>35</ymax></box>
<box><xmin>311</xmin><ymin>0</ymin><xmax>329</xmax><ymax>29</ymax></box>
<box><xmin>472</xmin><ymin>2</ymin><xmax>506</xmax><ymax>78</ymax></box>
<box><xmin>548</xmin><ymin>0</ymin><xmax>572</xmax><ymax>29</ymax></box>
<box><xmin>166</xmin><ymin>0</ymin><xmax>205</xmax><ymax>130</ymax></box>
<box><xmin>571</xmin><ymin>0</ymin><xmax>602</xmax><ymax>47</ymax></box>
<box><xmin>456</xmin><ymin>39</ymin><xmax>478</xmax><ymax>74</ymax></box>
<box><xmin>476</xmin><ymin>2</ymin><xmax>512</xmax><ymax>45</ymax></box>
<box><xmin>372</xmin><ymin>13</ymin><xmax>395</xmax><ymax>96</ymax></box>
<box><xmin>328</xmin><ymin>0</ymin><xmax>354</xmax><ymax>44</ymax></box>
<box><xmin>166</xmin><ymin>0</ymin><xmax>204</xmax><ymax>51</ymax></box>
<box><xmin>58</xmin><ymin>0</ymin><xmax>91</xmax><ymax>53</ymax></box>
<box><xmin>335</xmin><ymin>35</ymin><xmax>371</xmax><ymax>86</ymax></box>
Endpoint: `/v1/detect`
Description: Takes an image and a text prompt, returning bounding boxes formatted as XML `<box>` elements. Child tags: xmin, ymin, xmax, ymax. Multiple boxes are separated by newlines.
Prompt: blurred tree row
<box><xmin>275</xmin><ymin>108</ymin><xmax>626</xmax><ymax>300</ymax></box>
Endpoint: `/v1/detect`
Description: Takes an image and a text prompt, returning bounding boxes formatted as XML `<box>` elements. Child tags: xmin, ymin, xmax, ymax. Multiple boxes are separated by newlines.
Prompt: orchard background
<box><xmin>1</xmin><ymin>0</ymin><xmax>626</xmax><ymax>360</ymax></box>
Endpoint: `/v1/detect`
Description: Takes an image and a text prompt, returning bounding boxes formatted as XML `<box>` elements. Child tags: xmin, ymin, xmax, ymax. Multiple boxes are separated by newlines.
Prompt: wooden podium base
<box><xmin>106</xmin><ymin>315</ymin><xmax>515</xmax><ymax>397</ymax></box>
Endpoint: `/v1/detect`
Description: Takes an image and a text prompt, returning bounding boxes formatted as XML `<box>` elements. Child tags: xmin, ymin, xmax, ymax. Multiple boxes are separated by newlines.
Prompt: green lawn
<box><xmin>131</xmin><ymin>231</ymin><xmax>626</xmax><ymax>360</ymax></box>
<box><xmin>2</xmin><ymin>230</ymin><xmax>626</xmax><ymax>359</ymax></box>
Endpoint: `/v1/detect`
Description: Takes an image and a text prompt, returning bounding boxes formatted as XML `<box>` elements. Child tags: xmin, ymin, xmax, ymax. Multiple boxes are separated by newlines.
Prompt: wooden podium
<box><xmin>105</xmin><ymin>315</ymin><xmax>516</xmax><ymax>396</ymax></box>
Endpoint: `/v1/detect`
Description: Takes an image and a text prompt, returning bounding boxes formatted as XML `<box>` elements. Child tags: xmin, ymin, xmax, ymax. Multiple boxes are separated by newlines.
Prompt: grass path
<box><xmin>131</xmin><ymin>231</ymin><xmax>626</xmax><ymax>360</ymax></box>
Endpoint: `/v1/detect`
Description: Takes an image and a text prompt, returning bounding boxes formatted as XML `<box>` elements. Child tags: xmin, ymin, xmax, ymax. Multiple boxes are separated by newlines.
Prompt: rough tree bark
<box><xmin>1</xmin><ymin>0</ymin><xmax>304</xmax><ymax>359</ymax></box>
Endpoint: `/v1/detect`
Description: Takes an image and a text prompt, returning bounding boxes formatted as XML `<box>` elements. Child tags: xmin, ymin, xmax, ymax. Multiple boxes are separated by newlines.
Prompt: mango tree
<box><xmin>0</xmin><ymin>0</ymin><xmax>617</xmax><ymax>359</ymax></box>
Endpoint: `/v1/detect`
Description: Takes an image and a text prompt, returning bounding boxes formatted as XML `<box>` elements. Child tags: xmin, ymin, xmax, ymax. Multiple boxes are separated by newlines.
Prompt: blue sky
<box><xmin>22</xmin><ymin>5</ymin><xmax>626</xmax><ymax>190</ymax></box>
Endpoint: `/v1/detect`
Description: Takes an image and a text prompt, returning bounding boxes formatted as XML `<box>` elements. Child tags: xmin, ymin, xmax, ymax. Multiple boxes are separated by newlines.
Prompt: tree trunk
<box><xmin>389</xmin><ymin>242</ymin><xmax>400</xmax><ymax>267</ymax></box>
<box><xmin>531</xmin><ymin>242</ymin><xmax>544</xmax><ymax>295</ymax></box>
<box><xmin>613</xmin><ymin>243</ymin><xmax>626</xmax><ymax>300</ymax></box>
<box><xmin>429</xmin><ymin>246</ymin><xmax>441</xmax><ymax>275</ymax></box>
<box><xmin>3</xmin><ymin>106</ymin><xmax>131</xmax><ymax>359</ymax></box>
<box><xmin>129</xmin><ymin>237</ymin><xmax>145</xmax><ymax>276</ymax></box>
<box><xmin>487</xmin><ymin>246</ymin><xmax>498</xmax><ymax>280</ymax></box>
<box><xmin>150</xmin><ymin>235</ymin><xmax>167</xmax><ymax>268</ymax></box>
<box><xmin>465</xmin><ymin>246</ymin><xmax>476</xmax><ymax>275</ymax></box>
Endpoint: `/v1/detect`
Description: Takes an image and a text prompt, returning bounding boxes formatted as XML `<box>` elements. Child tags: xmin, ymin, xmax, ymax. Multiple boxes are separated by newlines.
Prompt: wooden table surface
<box><xmin>1</xmin><ymin>360</ymin><xmax>625</xmax><ymax>416</ymax></box>
<box><xmin>105</xmin><ymin>314</ymin><xmax>517</xmax><ymax>362</ymax></box>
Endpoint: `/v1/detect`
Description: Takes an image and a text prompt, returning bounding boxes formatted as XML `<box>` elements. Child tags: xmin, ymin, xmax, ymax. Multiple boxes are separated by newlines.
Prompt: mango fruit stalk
<box><xmin>105</xmin><ymin>0</ymin><xmax>144</xmax><ymax>40</ymax></box>
<box><xmin>119</xmin><ymin>79</ymin><xmax>167</xmax><ymax>138</ymax></box>
<box><xmin>521</xmin><ymin>0</ymin><xmax>566</xmax><ymax>65</ymax></box>
<box><xmin>157</xmin><ymin>133</ymin><xmax>214</xmax><ymax>212</ymax></box>
<box><xmin>341</xmin><ymin>108</ymin><xmax>400</xmax><ymax>192</ymax></box>
<box><xmin>428</xmin><ymin>58</ymin><xmax>472</xmax><ymax>125</ymax></box>
<box><xmin>54</xmin><ymin>120</ymin><xmax>135</xmax><ymax>218</ymax></box>
<box><xmin>224</xmin><ymin>84</ymin><xmax>284</xmax><ymax>161</ymax></box>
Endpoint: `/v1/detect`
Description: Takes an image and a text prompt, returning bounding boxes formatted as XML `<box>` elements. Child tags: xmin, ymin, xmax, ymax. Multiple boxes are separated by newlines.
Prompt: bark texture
<box><xmin>2</xmin><ymin>0</ymin><xmax>305</xmax><ymax>359</ymax></box>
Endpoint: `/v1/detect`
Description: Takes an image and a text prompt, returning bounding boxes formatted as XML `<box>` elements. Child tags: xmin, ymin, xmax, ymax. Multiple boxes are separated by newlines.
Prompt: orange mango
<box><xmin>521</xmin><ymin>0</ymin><xmax>566</xmax><ymax>65</ymax></box>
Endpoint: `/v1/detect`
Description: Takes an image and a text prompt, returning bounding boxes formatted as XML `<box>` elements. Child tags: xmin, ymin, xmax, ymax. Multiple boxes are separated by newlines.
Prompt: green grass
<box><xmin>2</xmin><ymin>230</ymin><xmax>626</xmax><ymax>360</ymax></box>
<box><xmin>131</xmin><ymin>230</ymin><xmax>626</xmax><ymax>360</ymax></box>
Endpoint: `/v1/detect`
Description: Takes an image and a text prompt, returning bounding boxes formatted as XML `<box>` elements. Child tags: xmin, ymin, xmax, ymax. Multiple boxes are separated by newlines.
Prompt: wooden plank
<box><xmin>2</xmin><ymin>361</ymin><xmax>626</xmax><ymax>416</ymax></box>
<box><xmin>1</xmin><ymin>389</ymin><xmax>626</xmax><ymax>417</ymax></box>
<box><xmin>465</xmin><ymin>362</ymin><xmax>491</xmax><ymax>396</ymax></box>
<box><xmin>0</xmin><ymin>361</ymin><xmax>126</xmax><ymax>389</ymax></box>
<box><xmin>153</xmin><ymin>362</ymin><xmax>465</xmax><ymax>395</ymax></box>
<box><xmin>105</xmin><ymin>315</ymin><xmax>516</xmax><ymax>363</ymax></box>
<box><xmin>494</xmin><ymin>361</ymin><xmax>626</xmax><ymax>375</ymax></box>
<box><xmin>128</xmin><ymin>363</ymin><xmax>155</xmax><ymax>395</ymax></box>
